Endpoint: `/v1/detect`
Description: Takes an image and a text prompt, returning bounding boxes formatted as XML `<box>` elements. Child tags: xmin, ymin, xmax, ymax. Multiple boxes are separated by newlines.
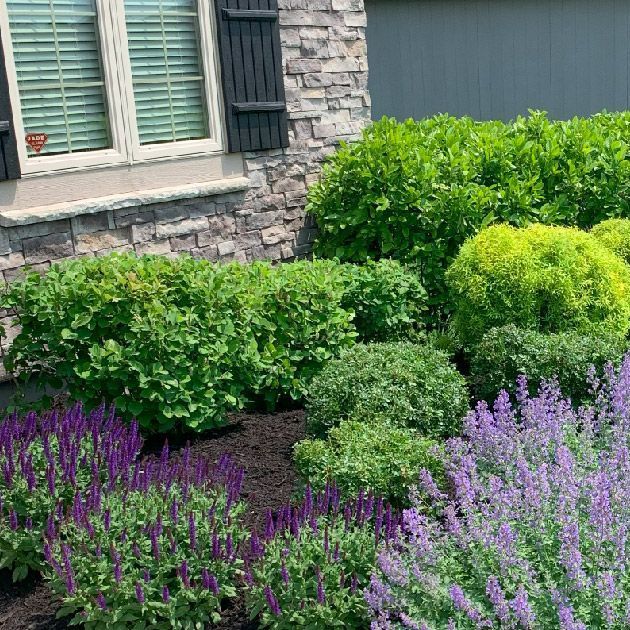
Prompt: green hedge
<box><xmin>445</xmin><ymin>224</ymin><xmax>630</xmax><ymax>348</ymax></box>
<box><xmin>294</xmin><ymin>420</ymin><xmax>443</xmax><ymax>506</ymax></box>
<box><xmin>1</xmin><ymin>254</ymin><xmax>424</xmax><ymax>433</ymax></box>
<box><xmin>305</xmin><ymin>342</ymin><xmax>469</xmax><ymax>439</ymax></box>
<box><xmin>307</xmin><ymin>112</ymin><xmax>630</xmax><ymax>322</ymax></box>
<box><xmin>471</xmin><ymin>325</ymin><xmax>628</xmax><ymax>403</ymax></box>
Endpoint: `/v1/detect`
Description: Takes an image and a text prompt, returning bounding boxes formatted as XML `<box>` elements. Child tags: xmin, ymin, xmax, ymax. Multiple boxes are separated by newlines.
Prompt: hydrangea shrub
<box><xmin>245</xmin><ymin>485</ymin><xmax>398</xmax><ymax>628</ymax></box>
<box><xmin>367</xmin><ymin>360</ymin><xmax>630</xmax><ymax>628</ymax></box>
<box><xmin>0</xmin><ymin>403</ymin><xmax>142</xmax><ymax>580</ymax></box>
<box><xmin>44</xmin><ymin>448</ymin><xmax>247</xmax><ymax>628</ymax></box>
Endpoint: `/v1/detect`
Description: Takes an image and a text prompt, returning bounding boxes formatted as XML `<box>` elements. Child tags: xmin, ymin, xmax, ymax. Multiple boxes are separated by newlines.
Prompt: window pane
<box><xmin>6</xmin><ymin>0</ymin><xmax>112</xmax><ymax>156</ymax></box>
<box><xmin>124</xmin><ymin>0</ymin><xmax>209</xmax><ymax>145</ymax></box>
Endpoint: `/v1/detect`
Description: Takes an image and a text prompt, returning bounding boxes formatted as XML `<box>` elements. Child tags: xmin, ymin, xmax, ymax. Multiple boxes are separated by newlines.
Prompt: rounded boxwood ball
<box><xmin>305</xmin><ymin>341</ymin><xmax>469</xmax><ymax>438</ymax></box>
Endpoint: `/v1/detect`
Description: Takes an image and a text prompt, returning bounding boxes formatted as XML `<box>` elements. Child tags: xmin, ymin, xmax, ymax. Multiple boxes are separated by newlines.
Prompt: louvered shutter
<box><xmin>214</xmin><ymin>0</ymin><xmax>289</xmax><ymax>152</ymax></box>
<box><xmin>0</xmin><ymin>28</ymin><xmax>20</xmax><ymax>181</ymax></box>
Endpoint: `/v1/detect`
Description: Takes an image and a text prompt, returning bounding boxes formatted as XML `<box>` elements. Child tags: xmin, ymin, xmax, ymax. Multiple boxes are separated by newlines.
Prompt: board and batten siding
<box><xmin>366</xmin><ymin>0</ymin><xmax>630</xmax><ymax>121</ymax></box>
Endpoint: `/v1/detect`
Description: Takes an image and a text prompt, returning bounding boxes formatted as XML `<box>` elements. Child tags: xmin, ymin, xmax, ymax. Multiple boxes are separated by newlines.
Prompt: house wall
<box><xmin>0</xmin><ymin>0</ymin><xmax>371</xmax><ymax>362</ymax></box>
<box><xmin>366</xmin><ymin>0</ymin><xmax>630</xmax><ymax>121</ymax></box>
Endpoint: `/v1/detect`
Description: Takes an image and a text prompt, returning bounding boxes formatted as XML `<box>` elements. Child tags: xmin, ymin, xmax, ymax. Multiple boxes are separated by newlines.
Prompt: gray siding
<box><xmin>366</xmin><ymin>0</ymin><xmax>630</xmax><ymax>121</ymax></box>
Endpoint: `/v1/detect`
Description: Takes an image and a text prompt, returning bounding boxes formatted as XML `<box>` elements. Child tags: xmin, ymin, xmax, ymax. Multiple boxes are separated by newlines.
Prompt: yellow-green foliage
<box><xmin>591</xmin><ymin>218</ymin><xmax>630</xmax><ymax>264</ymax></box>
<box><xmin>446</xmin><ymin>224</ymin><xmax>630</xmax><ymax>347</ymax></box>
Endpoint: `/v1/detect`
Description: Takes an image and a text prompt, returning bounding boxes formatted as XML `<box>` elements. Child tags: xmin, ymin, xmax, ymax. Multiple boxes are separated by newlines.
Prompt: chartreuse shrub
<box><xmin>0</xmin><ymin>403</ymin><xmax>142</xmax><ymax>581</ymax></box>
<box><xmin>245</xmin><ymin>485</ymin><xmax>398</xmax><ymax>628</ymax></box>
<box><xmin>293</xmin><ymin>420</ymin><xmax>443</xmax><ymax>506</ymax></box>
<box><xmin>308</xmin><ymin>112</ymin><xmax>630</xmax><ymax>322</ymax></box>
<box><xmin>1</xmin><ymin>254</ymin><xmax>424</xmax><ymax>433</ymax></box>
<box><xmin>339</xmin><ymin>259</ymin><xmax>426</xmax><ymax>342</ymax></box>
<box><xmin>44</xmin><ymin>448</ymin><xmax>247</xmax><ymax>628</ymax></box>
<box><xmin>305</xmin><ymin>342</ymin><xmax>468</xmax><ymax>439</ymax></box>
<box><xmin>367</xmin><ymin>359</ymin><xmax>630</xmax><ymax>629</ymax></box>
<box><xmin>591</xmin><ymin>217</ymin><xmax>630</xmax><ymax>264</ymax></box>
<box><xmin>471</xmin><ymin>325</ymin><xmax>628</xmax><ymax>403</ymax></box>
<box><xmin>446</xmin><ymin>224</ymin><xmax>630</xmax><ymax>347</ymax></box>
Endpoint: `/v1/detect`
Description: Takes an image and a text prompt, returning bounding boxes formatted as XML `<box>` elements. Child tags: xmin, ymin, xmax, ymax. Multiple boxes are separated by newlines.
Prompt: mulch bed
<box><xmin>0</xmin><ymin>409</ymin><xmax>306</xmax><ymax>630</ymax></box>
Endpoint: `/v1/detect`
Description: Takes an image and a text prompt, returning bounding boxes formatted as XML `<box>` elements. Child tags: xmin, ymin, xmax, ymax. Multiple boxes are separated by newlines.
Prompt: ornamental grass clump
<box><xmin>44</xmin><ymin>448</ymin><xmax>247</xmax><ymax>628</ymax></box>
<box><xmin>367</xmin><ymin>360</ymin><xmax>630</xmax><ymax>628</ymax></box>
<box><xmin>0</xmin><ymin>403</ymin><xmax>142</xmax><ymax>581</ymax></box>
<box><xmin>245</xmin><ymin>484</ymin><xmax>399</xmax><ymax>628</ymax></box>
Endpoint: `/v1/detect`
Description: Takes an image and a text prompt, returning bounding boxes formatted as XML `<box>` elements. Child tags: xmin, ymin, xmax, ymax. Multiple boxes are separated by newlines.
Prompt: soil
<box><xmin>0</xmin><ymin>409</ymin><xmax>307</xmax><ymax>630</ymax></box>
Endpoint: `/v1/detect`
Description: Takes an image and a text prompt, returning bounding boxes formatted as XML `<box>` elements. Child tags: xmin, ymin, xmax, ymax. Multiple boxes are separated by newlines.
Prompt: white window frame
<box><xmin>0</xmin><ymin>0</ymin><xmax>225</xmax><ymax>177</ymax></box>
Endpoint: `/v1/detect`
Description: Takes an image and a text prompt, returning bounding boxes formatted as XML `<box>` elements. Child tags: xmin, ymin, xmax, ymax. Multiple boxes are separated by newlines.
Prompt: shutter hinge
<box><xmin>0</xmin><ymin>121</ymin><xmax>10</xmax><ymax>135</ymax></box>
<box><xmin>221</xmin><ymin>8</ymin><xmax>278</xmax><ymax>21</ymax></box>
<box><xmin>232</xmin><ymin>101</ymin><xmax>286</xmax><ymax>114</ymax></box>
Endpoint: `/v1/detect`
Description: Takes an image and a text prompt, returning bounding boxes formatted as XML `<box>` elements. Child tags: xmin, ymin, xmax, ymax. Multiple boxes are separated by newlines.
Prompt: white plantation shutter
<box><xmin>124</xmin><ymin>0</ymin><xmax>209</xmax><ymax>145</ymax></box>
<box><xmin>6</xmin><ymin>0</ymin><xmax>111</xmax><ymax>156</ymax></box>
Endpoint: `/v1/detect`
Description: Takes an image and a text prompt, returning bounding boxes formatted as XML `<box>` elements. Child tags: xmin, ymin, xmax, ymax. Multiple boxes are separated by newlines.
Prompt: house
<box><xmin>0</xmin><ymin>0</ymin><xmax>370</xmax><ymax>283</ymax></box>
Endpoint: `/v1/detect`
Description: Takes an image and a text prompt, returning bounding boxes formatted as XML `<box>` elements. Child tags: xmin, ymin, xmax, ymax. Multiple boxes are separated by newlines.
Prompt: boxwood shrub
<box><xmin>471</xmin><ymin>325</ymin><xmax>628</xmax><ymax>403</ymax></box>
<box><xmin>308</xmin><ymin>112</ymin><xmax>630</xmax><ymax>322</ymax></box>
<box><xmin>591</xmin><ymin>217</ymin><xmax>630</xmax><ymax>264</ymax></box>
<box><xmin>294</xmin><ymin>420</ymin><xmax>443</xmax><ymax>506</ymax></box>
<box><xmin>446</xmin><ymin>224</ymin><xmax>630</xmax><ymax>347</ymax></box>
<box><xmin>1</xmin><ymin>254</ymin><xmax>424</xmax><ymax>433</ymax></box>
<box><xmin>305</xmin><ymin>342</ymin><xmax>469</xmax><ymax>439</ymax></box>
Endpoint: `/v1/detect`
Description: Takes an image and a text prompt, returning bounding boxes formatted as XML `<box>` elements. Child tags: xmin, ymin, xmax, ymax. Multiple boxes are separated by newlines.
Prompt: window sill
<box><xmin>0</xmin><ymin>176</ymin><xmax>250</xmax><ymax>227</ymax></box>
<box><xmin>0</xmin><ymin>153</ymin><xmax>248</xmax><ymax>226</ymax></box>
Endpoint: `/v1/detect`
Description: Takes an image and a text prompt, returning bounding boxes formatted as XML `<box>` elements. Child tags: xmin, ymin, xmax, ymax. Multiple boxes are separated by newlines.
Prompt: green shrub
<box><xmin>2</xmin><ymin>255</ymin><xmax>357</xmax><ymax>433</ymax></box>
<box><xmin>305</xmin><ymin>342</ymin><xmax>469</xmax><ymax>439</ymax></box>
<box><xmin>307</xmin><ymin>112</ymin><xmax>630</xmax><ymax>323</ymax></box>
<box><xmin>591</xmin><ymin>217</ymin><xmax>630</xmax><ymax>264</ymax></box>
<box><xmin>294</xmin><ymin>420</ymin><xmax>443</xmax><ymax>506</ymax></box>
<box><xmin>2</xmin><ymin>255</ymin><xmax>427</xmax><ymax>433</ymax></box>
<box><xmin>445</xmin><ymin>224</ymin><xmax>630</xmax><ymax>348</ymax></box>
<box><xmin>339</xmin><ymin>259</ymin><xmax>426</xmax><ymax>341</ymax></box>
<box><xmin>470</xmin><ymin>325</ymin><xmax>628</xmax><ymax>403</ymax></box>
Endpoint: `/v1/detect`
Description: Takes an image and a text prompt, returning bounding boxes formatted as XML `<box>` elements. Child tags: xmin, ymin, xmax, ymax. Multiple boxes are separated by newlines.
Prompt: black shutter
<box><xmin>0</xmin><ymin>28</ymin><xmax>20</xmax><ymax>181</ymax></box>
<box><xmin>214</xmin><ymin>0</ymin><xmax>289</xmax><ymax>152</ymax></box>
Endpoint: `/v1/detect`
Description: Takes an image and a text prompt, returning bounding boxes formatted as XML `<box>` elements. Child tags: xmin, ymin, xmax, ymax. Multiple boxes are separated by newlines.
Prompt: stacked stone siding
<box><xmin>0</xmin><ymin>0</ymin><xmax>371</xmax><ymax>362</ymax></box>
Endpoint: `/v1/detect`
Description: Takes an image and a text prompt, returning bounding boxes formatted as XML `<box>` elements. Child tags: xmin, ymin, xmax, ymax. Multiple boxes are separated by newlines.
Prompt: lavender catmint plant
<box><xmin>367</xmin><ymin>360</ymin><xmax>630</xmax><ymax>629</ymax></box>
<box><xmin>0</xmin><ymin>402</ymin><xmax>141</xmax><ymax>580</ymax></box>
<box><xmin>43</xmin><ymin>449</ymin><xmax>248</xmax><ymax>628</ymax></box>
<box><xmin>245</xmin><ymin>484</ymin><xmax>398</xmax><ymax>628</ymax></box>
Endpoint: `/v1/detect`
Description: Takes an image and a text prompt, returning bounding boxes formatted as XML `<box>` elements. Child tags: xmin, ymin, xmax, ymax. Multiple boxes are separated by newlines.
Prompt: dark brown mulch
<box><xmin>0</xmin><ymin>409</ymin><xmax>306</xmax><ymax>630</ymax></box>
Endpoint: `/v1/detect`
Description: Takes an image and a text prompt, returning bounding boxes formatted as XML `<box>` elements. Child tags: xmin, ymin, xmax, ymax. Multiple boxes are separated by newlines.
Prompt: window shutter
<box><xmin>0</xmin><ymin>29</ymin><xmax>20</xmax><ymax>181</ymax></box>
<box><xmin>214</xmin><ymin>0</ymin><xmax>289</xmax><ymax>152</ymax></box>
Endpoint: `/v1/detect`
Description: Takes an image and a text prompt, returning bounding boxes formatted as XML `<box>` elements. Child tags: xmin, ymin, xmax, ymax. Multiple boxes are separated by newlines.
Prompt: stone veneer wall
<box><xmin>0</xmin><ymin>0</ymin><xmax>371</xmax><ymax>362</ymax></box>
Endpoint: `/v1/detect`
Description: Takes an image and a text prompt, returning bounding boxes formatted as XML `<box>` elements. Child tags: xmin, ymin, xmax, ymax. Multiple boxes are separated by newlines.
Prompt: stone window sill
<box><xmin>0</xmin><ymin>153</ymin><xmax>248</xmax><ymax>226</ymax></box>
<box><xmin>0</xmin><ymin>177</ymin><xmax>250</xmax><ymax>227</ymax></box>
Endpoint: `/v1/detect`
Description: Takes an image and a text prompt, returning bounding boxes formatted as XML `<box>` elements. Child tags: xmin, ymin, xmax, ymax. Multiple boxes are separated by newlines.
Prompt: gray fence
<box><xmin>366</xmin><ymin>0</ymin><xmax>630</xmax><ymax>121</ymax></box>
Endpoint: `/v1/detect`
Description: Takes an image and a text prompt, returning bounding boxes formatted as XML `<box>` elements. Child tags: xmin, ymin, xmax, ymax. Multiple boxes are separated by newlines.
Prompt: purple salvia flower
<box><xmin>135</xmin><ymin>582</ymin><xmax>145</xmax><ymax>604</ymax></box>
<box><xmin>188</xmin><ymin>512</ymin><xmax>197</xmax><ymax>551</ymax></box>
<box><xmin>96</xmin><ymin>592</ymin><xmax>107</xmax><ymax>610</ymax></box>
<box><xmin>264</xmin><ymin>585</ymin><xmax>282</xmax><ymax>615</ymax></box>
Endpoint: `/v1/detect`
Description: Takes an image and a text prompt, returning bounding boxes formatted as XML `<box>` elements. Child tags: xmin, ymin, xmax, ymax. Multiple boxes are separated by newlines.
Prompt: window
<box><xmin>0</xmin><ymin>0</ymin><xmax>223</xmax><ymax>175</ymax></box>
